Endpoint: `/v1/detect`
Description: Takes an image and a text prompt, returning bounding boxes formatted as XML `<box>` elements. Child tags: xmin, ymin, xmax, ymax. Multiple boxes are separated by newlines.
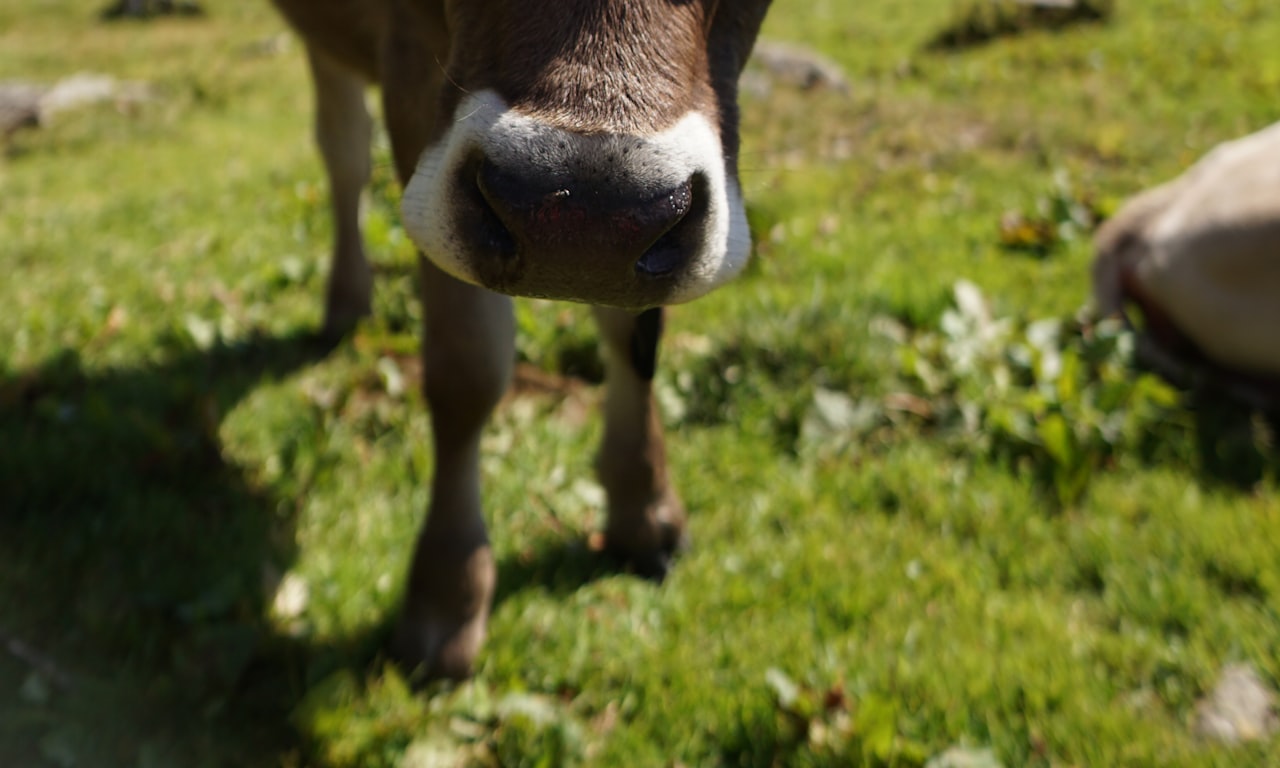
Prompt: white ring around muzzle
<box><xmin>401</xmin><ymin>90</ymin><xmax>750</xmax><ymax>306</ymax></box>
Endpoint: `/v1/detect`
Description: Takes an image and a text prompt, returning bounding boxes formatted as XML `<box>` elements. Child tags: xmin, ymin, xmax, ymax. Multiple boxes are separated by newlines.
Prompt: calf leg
<box><xmin>306</xmin><ymin>46</ymin><xmax>373</xmax><ymax>338</ymax></box>
<box><xmin>378</xmin><ymin>37</ymin><xmax>514</xmax><ymax>677</ymax></box>
<box><xmin>393</xmin><ymin>262</ymin><xmax>514</xmax><ymax>679</ymax></box>
<box><xmin>592</xmin><ymin>307</ymin><xmax>688</xmax><ymax>579</ymax></box>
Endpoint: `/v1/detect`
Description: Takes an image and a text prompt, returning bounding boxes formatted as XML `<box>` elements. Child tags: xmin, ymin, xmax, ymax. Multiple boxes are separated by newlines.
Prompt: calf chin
<box><xmin>401</xmin><ymin>91</ymin><xmax>751</xmax><ymax>308</ymax></box>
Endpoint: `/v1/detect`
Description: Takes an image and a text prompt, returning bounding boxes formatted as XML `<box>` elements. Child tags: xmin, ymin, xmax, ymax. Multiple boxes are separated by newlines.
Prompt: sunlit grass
<box><xmin>3</xmin><ymin>1</ymin><xmax>1279</xmax><ymax>766</ymax></box>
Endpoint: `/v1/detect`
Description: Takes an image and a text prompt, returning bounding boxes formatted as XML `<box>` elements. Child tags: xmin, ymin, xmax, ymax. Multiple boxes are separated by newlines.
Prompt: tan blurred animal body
<box><xmin>1093</xmin><ymin>121</ymin><xmax>1280</xmax><ymax>399</ymax></box>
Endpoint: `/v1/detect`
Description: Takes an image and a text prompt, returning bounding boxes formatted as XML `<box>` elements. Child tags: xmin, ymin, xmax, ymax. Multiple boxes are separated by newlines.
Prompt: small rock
<box><xmin>926</xmin><ymin>746</ymin><xmax>1003</xmax><ymax>768</ymax></box>
<box><xmin>40</xmin><ymin>73</ymin><xmax>153</xmax><ymax>120</ymax></box>
<box><xmin>0</xmin><ymin>73</ymin><xmax>154</xmax><ymax>139</ymax></box>
<box><xmin>400</xmin><ymin>738</ymin><xmax>471</xmax><ymax>768</ymax></box>
<box><xmin>0</xmin><ymin>82</ymin><xmax>45</xmax><ymax>137</ymax></box>
<box><xmin>272</xmin><ymin>572</ymin><xmax>311</xmax><ymax>620</ymax></box>
<box><xmin>1194</xmin><ymin>664</ymin><xmax>1278</xmax><ymax>744</ymax></box>
<box><xmin>744</xmin><ymin>40</ymin><xmax>851</xmax><ymax>99</ymax></box>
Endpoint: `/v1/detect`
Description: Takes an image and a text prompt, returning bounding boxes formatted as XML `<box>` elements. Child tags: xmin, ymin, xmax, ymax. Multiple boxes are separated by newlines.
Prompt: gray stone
<box><xmin>926</xmin><ymin>746</ymin><xmax>1004</xmax><ymax>768</ymax></box>
<box><xmin>0</xmin><ymin>73</ymin><xmax>153</xmax><ymax>139</ymax></box>
<box><xmin>746</xmin><ymin>40</ymin><xmax>850</xmax><ymax>97</ymax></box>
<box><xmin>1194</xmin><ymin>664</ymin><xmax>1278</xmax><ymax>744</ymax></box>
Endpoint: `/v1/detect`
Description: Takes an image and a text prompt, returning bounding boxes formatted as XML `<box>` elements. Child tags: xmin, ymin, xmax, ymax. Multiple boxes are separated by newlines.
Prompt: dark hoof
<box><xmin>322</xmin><ymin>277</ymin><xmax>373</xmax><ymax>342</ymax></box>
<box><xmin>388</xmin><ymin>616</ymin><xmax>483</xmax><ymax>684</ymax></box>
<box><xmin>605</xmin><ymin>522</ymin><xmax>689</xmax><ymax>582</ymax></box>
<box><xmin>319</xmin><ymin>310</ymin><xmax>368</xmax><ymax>344</ymax></box>
<box><xmin>388</xmin><ymin>543</ymin><xmax>495</xmax><ymax>683</ymax></box>
<box><xmin>301</xmin><ymin>329</ymin><xmax>343</xmax><ymax>356</ymax></box>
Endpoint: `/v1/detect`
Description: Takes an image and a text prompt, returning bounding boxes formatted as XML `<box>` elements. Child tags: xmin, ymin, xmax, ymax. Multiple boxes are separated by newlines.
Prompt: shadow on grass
<box><xmin>924</xmin><ymin>0</ymin><xmax>1114</xmax><ymax>53</ymax></box>
<box><xmin>1128</xmin><ymin>333</ymin><xmax>1280</xmax><ymax>489</ymax></box>
<box><xmin>0</xmin><ymin>331</ymin><xmax>370</xmax><ymax>767</ymax></box>
<box><xmin>1186</xmin><ymin>392</ymin><xmax>1280</xmax><ymax>491</ymax></box>
<box><xmin>0</xmin><ymin>330</ymin><xmax>657</xmax><ymax>765</ymax></box>
<box><xmin>493</xmin><ymin>538</ymin><xmax>622</xmax><ymax>610</ymax></box>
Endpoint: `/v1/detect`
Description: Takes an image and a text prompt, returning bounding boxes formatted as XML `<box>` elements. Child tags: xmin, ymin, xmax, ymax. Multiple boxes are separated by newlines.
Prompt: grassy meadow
<box><xmin>3</xmin><ymin>0</ymin><xmax>1280</xmax><ymax>765</ymax></box>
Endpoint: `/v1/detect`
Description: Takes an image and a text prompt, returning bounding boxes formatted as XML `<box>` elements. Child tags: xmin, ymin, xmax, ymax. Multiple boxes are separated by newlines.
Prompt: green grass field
<box><xmin>3</xmin><ymin>1</ymin><xmax>1280</xmax><ymax>765</ymax></box>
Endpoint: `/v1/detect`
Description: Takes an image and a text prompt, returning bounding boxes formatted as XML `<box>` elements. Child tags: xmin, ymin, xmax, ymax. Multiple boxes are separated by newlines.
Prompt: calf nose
<box><xmin>475</xmin><ymin>157</ymin><xmax>699</xmax><ymax>278</ymax></box>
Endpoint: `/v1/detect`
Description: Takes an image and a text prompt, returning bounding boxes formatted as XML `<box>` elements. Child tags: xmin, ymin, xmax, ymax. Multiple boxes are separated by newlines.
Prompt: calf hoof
<box><xmin>321</xmin><ymin>297</ymin><xmax>372</xmax><ymax>341</ymax></box>
<box><xmin>322</xmin><ymin>270</ymin><xmax>373</xmax><ymax>340</ymax></box>
<box><xmin>390</xmin><ymin>544</ymin><xmax>495</xmax><ymax>681</ymax></box>
<box><xmin>390</xmin><ymin>608</ymin><xmax>488</xmax><ymax>682</ymax></box>
<box><xmin>604</xmin><ymin>490</ymin><xmax>688</xmax><ymax>581</ymax></box>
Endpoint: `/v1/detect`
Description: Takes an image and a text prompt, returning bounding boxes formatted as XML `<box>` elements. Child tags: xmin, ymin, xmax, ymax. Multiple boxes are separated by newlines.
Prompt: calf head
<box><xmin>401</xmin><ymin>0</ymin><xmax>771</xmax><ymax>309</ymax></box>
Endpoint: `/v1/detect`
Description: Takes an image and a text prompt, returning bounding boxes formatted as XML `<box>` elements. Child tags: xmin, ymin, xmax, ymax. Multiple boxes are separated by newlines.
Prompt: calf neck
<box><xmin>270</xmin><ymin>0</ymin><xmax>771</xmax><ymax>678</ymax></box>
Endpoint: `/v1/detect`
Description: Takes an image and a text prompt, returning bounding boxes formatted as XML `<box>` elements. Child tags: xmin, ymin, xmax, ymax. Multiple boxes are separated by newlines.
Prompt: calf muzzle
<box><xmin>462</xmin><ymin>148</ymin><xmax>710</xmax><ymax>305</ymax></box>
<box><xmin>402</xmin><ymin>91</ymin><xmax>749</xmax><ymax>309</ymax></box>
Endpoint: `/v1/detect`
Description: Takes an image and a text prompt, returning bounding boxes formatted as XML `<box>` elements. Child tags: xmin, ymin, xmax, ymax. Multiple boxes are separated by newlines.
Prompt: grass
<box><xmin>3</xmin><ymin>0</ymin><xmax>1280</xmax><ymax>765</ymax></box>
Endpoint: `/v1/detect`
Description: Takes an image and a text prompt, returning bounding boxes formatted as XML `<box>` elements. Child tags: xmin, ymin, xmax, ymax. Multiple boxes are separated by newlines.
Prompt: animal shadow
<box><xmin>1186</xmin><ymin>390</ymin><xmax>1280</xmax><ymax>490</ymax></box>
<box><xmin>0</xmin><ymin>331</ymin><xmax>349</xmax><ymax>767</ymax></box>
<box><xmin>0</xmin><ymin>327</ymin><xmax>685</xmax><ymax>763</ymax></box>
<box><xmin>493</xmin><ymin>537</ymin><xmax>621</xmax><ymax>610</ymax></box>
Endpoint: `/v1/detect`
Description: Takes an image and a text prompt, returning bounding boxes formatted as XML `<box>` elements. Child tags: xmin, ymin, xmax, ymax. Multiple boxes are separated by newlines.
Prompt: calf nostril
<box><xmin>463</xmin><ymin>157</ymin><xmax>517</xmax><ymax>256</ymax></box>
<box><xmin>635</xmin><ymin>175</ymin><xmax>703</xmax><ymax>279</ymax></box>
<box><xmin>473</xmin><ymin>159</ymin><xmax>523</xmax><ymax>255</ymax></box>
<box><xmin>635</xmin><ymin>243</ymin><xmax>685</xmax><ymax>277</ymax></box>
<box><xmin>472</xmin><ymin>153</ymin><xmax>702</xmax><ymax>281</ymax></box>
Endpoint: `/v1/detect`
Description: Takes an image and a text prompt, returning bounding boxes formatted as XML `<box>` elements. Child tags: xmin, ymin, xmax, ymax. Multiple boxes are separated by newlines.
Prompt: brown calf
<box><xmin>268</xmin><ymin>0</ymin><xmax>772</xmax><ymax>679</ymax></box>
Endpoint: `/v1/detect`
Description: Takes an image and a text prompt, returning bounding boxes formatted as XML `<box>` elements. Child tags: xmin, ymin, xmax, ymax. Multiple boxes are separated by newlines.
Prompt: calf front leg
<box><xmin>376</xmin><ymin>14</ymin><xmax>504</xmax><ymax>681</ymax></box>
<box><xmin>392</xmin><ymin>261</ymin><xmax>514</xmax><ymax>680</ymax></box>
<box><xmin>306</xmin><ymin>46</ymin><xmax>373</xmax><ymax>338</ymax></box>
<box><xmin>592</xmin><ymin>307</ymin><xmax>688</xmax><ymax>579</ymax></box>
